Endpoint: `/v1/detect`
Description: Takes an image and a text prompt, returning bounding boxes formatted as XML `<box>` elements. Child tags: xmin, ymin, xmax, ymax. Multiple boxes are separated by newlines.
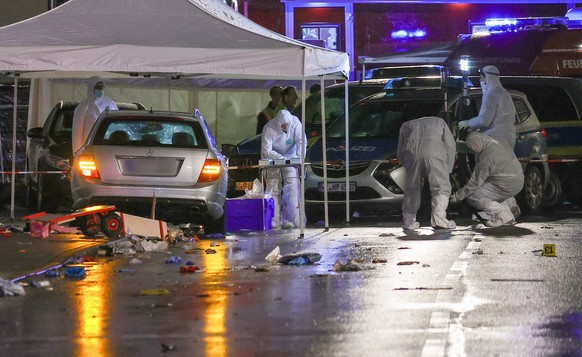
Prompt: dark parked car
<box><xmin>26</xmin><ymin>101</ymin><xmax>145</xmax><ymax>211</ymax></box>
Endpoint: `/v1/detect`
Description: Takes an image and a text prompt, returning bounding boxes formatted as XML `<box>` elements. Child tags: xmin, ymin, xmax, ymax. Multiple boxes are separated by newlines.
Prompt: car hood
<box><xmin>307</xmin><ymin>137</ymin><xmax>398</xmax><ymax>162</ymax></box>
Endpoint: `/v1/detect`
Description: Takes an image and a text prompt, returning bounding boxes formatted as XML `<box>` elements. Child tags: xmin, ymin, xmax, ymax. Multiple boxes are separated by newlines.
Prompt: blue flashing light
<box><xmin>390</xmin><ymin>29</ymin><xmax>428</xmax><ymax>39</ymax></box>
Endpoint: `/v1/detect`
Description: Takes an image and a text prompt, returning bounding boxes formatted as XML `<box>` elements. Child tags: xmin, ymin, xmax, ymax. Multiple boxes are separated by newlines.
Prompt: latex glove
<box><xmin>458</xmin><ymin>120</ymin><xmax>471</xmax><ymax>130</ymax></box>
<box><xmin>449</xmin><ymin>192</ymin><xmax>461</xmax><ymax>205</ymax></box>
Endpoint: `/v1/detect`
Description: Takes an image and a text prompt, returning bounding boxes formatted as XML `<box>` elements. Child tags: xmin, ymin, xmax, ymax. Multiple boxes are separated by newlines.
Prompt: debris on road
<box><xmin>333</xmin><ymin>259</ymin><xmax>362</xmax><ymax>271</ymax></box>
<box><xmin>139</xmin><ymin>288</ymin><xmax>170</xmax><ymax>296</ymax></box>
<box><xmin>64</xmin><ymin>266</ymin><xmax>86</xmax><ymax>279</ymax></box>
<box><xmin>265</xmin><ymin>246</ymin><xmax>281</xmax><ymax>264</ymax></box>
<box><xmin>278</xmin><ymin>252</ymin><xmax>322</xmax><ymax>265</ymax></box>
<box><xmin>397</xmin><ymin>261</ymin><xmax>420</xmax><ymax>265</ymax></box>
<box><xmin>379</xmin><ymin>233</ymin><xmax>395</xmax><ymax>237</ymax></box>
<box><xmin>372</xmin><ymin>258</ymin><xmax>388</xmax><ymax>263</ymax></box>
<box><xmin>165</xmin><ymin>256</ymin><xmax>181</xmax><ymax>264</ymax></box>
<box><xmin>473</xmin><ymin>248</ymin><xmax>484</xmax><ymax>255</ymax></box>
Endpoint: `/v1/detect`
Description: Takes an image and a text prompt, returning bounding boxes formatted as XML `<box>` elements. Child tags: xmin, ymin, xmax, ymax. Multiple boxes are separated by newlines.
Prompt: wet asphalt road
<box><xmin>1</xmin><ymin>208</ymin><xmax>581</xmax><ymax>357</ymax></box>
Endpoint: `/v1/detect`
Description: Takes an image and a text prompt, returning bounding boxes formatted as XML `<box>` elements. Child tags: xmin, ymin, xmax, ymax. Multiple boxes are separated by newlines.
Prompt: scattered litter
<box><xmin>379</xmin><ymin>233</ymin><xmax>395</xmax><ymax>237</ymax></box>
<box><xmin>118</xmin><ymin>268</ymin><xmax>136</xmax><ymax>273</ymax></box>
<box><xmin>140</xmin><ymin>240</ymin><xmax>168</xmax><ymax>252</ymax></box>
<box><xmin>278</xmin><ymin>252</ymin><xmax>322</xmax><ymax>265</ymax></box>
<box><xmin>398</xmin><ymin>247</ymin><xmax>411</xmax><ymax>250</ymax></box>
<box><xmin>333</xmin><ymin>259</ymin><xmax>362</xmax><ymax>271</ymax></box>
<box><xmin>532</xmin><ymin>249</ymin><xmax>543</xmax><ymax>256</ymax></box>
<box><xmin>44</xmin><ymin>269</ymin><xmax>61</xmax><ymax>278</ymax></box>
<box><xmin>64</xmin><ymin>266</ymin><xmax>86</xmax><ymax>279</ymax></box>
<box><xmin>0</xmin><ymin>278</ymin><xmax>25</xmax><ymax>296</ymax></box>
<box><xmin>422</xmin><ymin>263</ymin><xmax>431</xmax><ymax>267</ymax></box>
<box><xmin>30</xmin><ymin>220</ymin><xmax>49</xmax><ymax>239</ymax></box>
<box><xmin>541</xmin><ymin>226</ymin><xmax>553</xmax><ymax>229</ymax></box>
<box><xmin>397</xmin><ymin>261</ymin><xmax>420</xmax><ymax>265</ymax></box>
<box><xmin>29</xmin><ymin>280</ymin><xmax>51</xmax><ymax>288</ymax></box>
<box><xmin>81</xmin><ymin>256</ymin><xmax>96</xmax><ymax>263</ymax></box>
<box><xmin>472</xmin><ymin>249</ymin><xmax>484</xmax><ymax>255</ymax></box>
<box><xmin>165</xmin><ymin>256</ymin><xmax>182</xmax><ymax>264</ymax></box>
<box><xmin>185</xmin><ymin>260</ymin><xmax>196</xmax><ymax>266</ymax></box>
<box><xmin>352</xmin><ymin>211</ymin><xmax>360</xmax><ymax>218</ymax></box>
<box><xmin>0</xmin><ymin>227</ymin><xmax>11</xmax><ymax>236</ymax></box>
<box><xmin>139</xmin><ymin>288</ymin><xmax>169</xmax><ymax>296</ymax></box>
<box><xmin>254</xmin><ymin>265</ymin><xmax>270</xmax><ymax>272</ymax></box>
<box><xmin>474</xmin><ymin>238</ymin><xmax>482</xmax><ymax>242</ymax></box>
<box><xmin>205</xmin><ymin>249</ymin><xmax>217</xmax><ymax>254</ymax></box>
<box><xmin>179</xmin><ymin>265</ymin><xmax>201</xmax><ymax>273</ymax></box>
<box><xmin>98</xmin><ymin>245</ymin><xmax>114</xmax><ymax>256</ymax></box>
<box><xmin>372</xmin><ymin>258</ymin><xmax>388</xmax><ymax>263</ymax></box>
<box><xmin>265</xmin><ymin>246</ymin><xmax>281</xmax><ymax>264</ymax></box>
<box><xmin>51</xmin><ymin>223</ymin><xmax>80</xmax><ymax>234</ymax></box>
<box><xmin>129</xmin><ymin>258</ymin><xmax>143</xmax><ymax>264</ymax></box>
<box><xmin>161</xmin><ymin>343</ymin><xmax>176</xmax><ymax>352</ymax></box>
<box><xmin>209</xmin><ymin>241</ymin><xmax>220</xmax><ymax>247</ymax></box>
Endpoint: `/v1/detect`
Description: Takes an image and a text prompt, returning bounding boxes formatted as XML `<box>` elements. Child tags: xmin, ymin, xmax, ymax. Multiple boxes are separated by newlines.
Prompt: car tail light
<box><xmin>540</xmin><ymin>127</ymin><xmax>548</xmax><ymax>138</ymax></box>
<box><xmin>198</xmin><ymin>159</ymin><xmax>222</xmax><ymax>182</ymax></box>
<box><xmin>77</xmin><ymin>155</ymin><xmax>100</xmax><ymax>179</ymax></box>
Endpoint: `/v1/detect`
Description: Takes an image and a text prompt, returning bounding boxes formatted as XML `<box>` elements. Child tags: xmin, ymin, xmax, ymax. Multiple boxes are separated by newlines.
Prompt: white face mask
<box><xmin>480</xmin><ymin>80</ymin><xmax>486</xmax><ymax>89</ymax></box>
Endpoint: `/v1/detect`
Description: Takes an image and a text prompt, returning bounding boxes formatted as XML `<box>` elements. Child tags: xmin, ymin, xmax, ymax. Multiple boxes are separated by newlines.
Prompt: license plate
<box><xmin>236</xmin><ymin>181</ymin><xmax>255</xmax><ymax>191</ymax></box>
<box><xmin>318</xmin><ymin>182</ymin><xmax>356</xmax><ymax>192</ymax></box>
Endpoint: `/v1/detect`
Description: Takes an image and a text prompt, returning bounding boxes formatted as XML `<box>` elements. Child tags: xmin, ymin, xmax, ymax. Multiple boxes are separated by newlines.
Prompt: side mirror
<box><xmin>221</xmin><ymin>143</ymin><xmax>238</xmax><ymax>157</ymax></box>
<box><xmin>27</xmin><ymin>127</ymin><xmax>44</xmax><ymax>139</ymax></box>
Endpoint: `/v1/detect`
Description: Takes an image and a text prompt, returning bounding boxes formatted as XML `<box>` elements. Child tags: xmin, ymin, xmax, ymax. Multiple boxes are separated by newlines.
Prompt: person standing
<box><xmin>261</xmin><ymin>109</ymin><xmax>307</xmax><ymax>229</ymax></box>
<box><xmin>458</xmin><ymin>65</ymin><xmax>516</xmax><ymax>150</ymax></box>
<box><xmin>280</xmin><ymin>86</ymin><xmax>299</xmax><ymax>112</ymax></box>
<box><xmin>450</xmin><ymin>132</ymin><xmax>524</xmax><ymax>227</ymax></box>
<box><xmin>256</xmin><ymin>85</ymin><xmax>283</xmax><ymax>135</ymax></box>
<box><xmin>397</xmin><ymin>116</ymin><xmax>457</xmax><ymax>230</ymax></box>
<box><xmin>72</xmin><ymin>76</ymin><xmax>118</xmax><ymax>155</ymax></box>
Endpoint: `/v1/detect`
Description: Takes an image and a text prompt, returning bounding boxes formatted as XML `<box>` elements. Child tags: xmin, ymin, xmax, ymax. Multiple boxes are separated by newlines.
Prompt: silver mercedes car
<box><xmin>71</xmin><ymin>109</ymin><xmax>228</xmax><ymax>234</ymax></box>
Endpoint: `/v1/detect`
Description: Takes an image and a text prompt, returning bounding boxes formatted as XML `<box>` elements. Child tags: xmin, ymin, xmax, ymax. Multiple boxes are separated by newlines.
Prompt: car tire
<box><xmin>80</xmin><ymin>214</ymin><xmax>102</xmax><ymax>237</ymax></box>
<box><xmin>204</xmin><ymin>211</ymin><xmax>226</xmax><ymax>235</ymax></box>
<box><xmin>518</xmin><ymin>165</ymin><xmax>544</xmax><ymax>214</ymax></box>
<box><xmin>542</xmin><ymin>172</ymin><xmax>563</xmax><ymax>208</ymax></box>
<box><xmin>101</xmin><ymin>213</ymin><xmax>123</xmax><ymax>238</ymax></box>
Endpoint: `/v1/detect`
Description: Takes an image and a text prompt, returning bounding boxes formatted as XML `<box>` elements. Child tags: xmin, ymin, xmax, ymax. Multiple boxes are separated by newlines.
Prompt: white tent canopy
<box><xmin>0</xmin><ymin>0</ymin><xmax>349</xmax><ymax>79</ymax></box>
<box><xmin>0</xmin><ymin>0</ymin><xmax>350</xmax><ymax>231</ymax></box>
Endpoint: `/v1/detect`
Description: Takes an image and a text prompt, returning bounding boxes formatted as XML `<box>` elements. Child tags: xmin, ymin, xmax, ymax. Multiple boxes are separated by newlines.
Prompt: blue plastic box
<box><xmin>225</xmin><ymin>198</ymin><xmax>274</xmax><ymax>231</ymax></box>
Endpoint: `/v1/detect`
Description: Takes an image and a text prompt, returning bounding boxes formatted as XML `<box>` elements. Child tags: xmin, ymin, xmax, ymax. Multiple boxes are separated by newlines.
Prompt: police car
<box><xmin>304</xmin><ymin>76</ymin><xmax>550</xmax><ymax>219</ymax></box>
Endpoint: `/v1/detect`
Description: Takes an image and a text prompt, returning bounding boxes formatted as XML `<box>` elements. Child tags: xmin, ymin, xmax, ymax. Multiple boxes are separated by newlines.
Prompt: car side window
<box><xmin>509</xmin><ymin>85</ymin><xmax>577</xmax><ymax>122</ymax></box>
<box><xmin>513</xmin><ymin>97</ymin><xmax>531</xmax><ymax>125</ymax></box>
<box><xmin>51</xmin><ymin>111</ymin><xmax>73</xmax><ymax>137</ymax></box>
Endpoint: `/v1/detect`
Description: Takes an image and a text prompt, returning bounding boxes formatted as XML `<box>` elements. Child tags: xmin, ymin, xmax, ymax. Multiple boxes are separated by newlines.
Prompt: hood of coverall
<box><xmin>86</xmin><ymin>76</ymin><xmax>105</xmax><ymax>100</ymax></box>
<box><xmin>466</xmin><ymin>131</ymin><xmax>494</xmax><ymax>154</ymax></box>
<box><xmin>480</xmin><ymin>65</ymin><xmax>502</xmax><ymax>93</ymax></box>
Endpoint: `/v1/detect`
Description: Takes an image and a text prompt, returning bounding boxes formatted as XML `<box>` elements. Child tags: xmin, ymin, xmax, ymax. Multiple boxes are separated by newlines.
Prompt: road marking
<box><xmin>421</xmin><ymin>231</ymin><xmax>482</xmax><ymax>357</ymax></box>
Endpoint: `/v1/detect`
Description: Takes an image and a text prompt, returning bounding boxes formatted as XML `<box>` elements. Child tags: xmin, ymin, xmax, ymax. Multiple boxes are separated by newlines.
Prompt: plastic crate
<box><xmin>225</xmin><ymin>198</ymin><xmax>274</xmax><ymax>231</ymax></box>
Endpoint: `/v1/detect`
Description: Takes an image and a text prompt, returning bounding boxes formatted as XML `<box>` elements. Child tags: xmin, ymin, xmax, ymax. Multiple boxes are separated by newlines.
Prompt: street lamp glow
<box><xmin>460</xmin><ymin>57</ymin><xmax>469</xmax><ymax>73</ymax></box>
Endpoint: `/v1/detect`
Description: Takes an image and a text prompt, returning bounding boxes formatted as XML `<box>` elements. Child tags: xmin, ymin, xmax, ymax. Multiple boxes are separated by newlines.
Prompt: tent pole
<box><xmin>344</xmin><ymin>80</ymin><xmax>350</xmax><ymax>223</ymax></box>
<box><xmin>298</xmin><ymin>77</ymin><xmax>307</xmax><ymax>239</ymax></box>
<box><xmin>320</xmin><ymin>76</ymin><xmax>329</xmax><ymax>231</ymax></box>
<box><xmin>10</xmin><ymin>74</ymin><xmax>19</xmax><ymax>221</ymax></box>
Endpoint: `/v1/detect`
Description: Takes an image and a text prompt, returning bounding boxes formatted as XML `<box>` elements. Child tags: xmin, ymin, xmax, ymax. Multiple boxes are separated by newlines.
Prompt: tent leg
<box><xmin>10</xmin><ymin>75</ymin><xmax>19</xmax><ymax>222</ymax></box>
<box><xmin>320</xmin><ymin>76</ymin><xmax>329</xmax><ymax>231</ymax></box>
<box><xmin>344</xmin><ymin>80</ymin><xmax>350</xmax><ymax>223</ymax></box>
<box><xmin>299</xmin><ymin>77</ymin><xmax>307</xmax><ymax>239</ymax></box>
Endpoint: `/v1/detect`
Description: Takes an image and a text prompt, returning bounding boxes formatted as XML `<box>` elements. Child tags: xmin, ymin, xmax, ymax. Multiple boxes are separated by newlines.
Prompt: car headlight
<box><xmin>373</xmin><ymin>162</ymin><xmax>403</xmax><ymax>194</ymax></box>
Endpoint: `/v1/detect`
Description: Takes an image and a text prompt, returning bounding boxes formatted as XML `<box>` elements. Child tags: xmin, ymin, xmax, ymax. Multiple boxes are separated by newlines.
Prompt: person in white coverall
<box><xmin>72</xmin><ymin>76</ymin><xmax>118</xmax><ymax>155</ymax></box>
<box><xmin>397</xmin><ymin>116</ymin><xmax>457</xmax><ymax>230</ymax></box>
<box><xmin>261</xmin><ymin>109</ymin><xmax>307</xmax><ymax>229</ymax></box>
<box><xmin>450</xmin><ymin>132</ymin><xmax>524</xmax><ymax>227</ymax></box>
<box><xmin>458</xmin><ymin>65</ymin><xmax>516</xmax><ymax>150</ymax></box>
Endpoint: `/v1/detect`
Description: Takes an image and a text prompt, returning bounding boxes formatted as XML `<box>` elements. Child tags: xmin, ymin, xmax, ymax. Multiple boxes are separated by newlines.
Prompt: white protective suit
<box><xmin>397</xmin><ymin>116</ymin><xmax>457</xmax><ymax>230</ymax></box>
<box><xmin>464</xmin><ymin>65</ymin><xmax>516</xmax><ymax>150</ymax></box>
<box><xmin>72</xmin><ymin>76</ymin><xmax>118</xmax><ymax>155</ymax></box>
<box><xmin>453</xmin><ymin>132</ymin><xmax>524</xmax><ymax>227</ymax></box>
<box><xmin>261</xmin><ymin>110</ymin><xmax>307</xmax><ymax>228</ymax></box>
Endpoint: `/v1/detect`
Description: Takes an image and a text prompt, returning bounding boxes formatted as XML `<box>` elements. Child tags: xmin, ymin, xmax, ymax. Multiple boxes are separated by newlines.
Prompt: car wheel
<box><xmin>542</xmin><ymin>172</ymin><xmax>563</xmax><ymax>208</ymax></box>
<box><xmin>518</xmin><ymin>165</ymin><xmax>543</xmax><ymax>214</ymax></box>
<box><xmin>101</xmin><ymin>213</ymin><xmax>123</xmax><ymax>238</ymax></box>
<box><xmin>204</xmin><ymin>211</ymin><xmax>225</xmax><ymax>235</ymax></box>
<box><xmin>80</xmin><ymin>214</ymin><xmax>102</xmax><ymax>237</ymax></box>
